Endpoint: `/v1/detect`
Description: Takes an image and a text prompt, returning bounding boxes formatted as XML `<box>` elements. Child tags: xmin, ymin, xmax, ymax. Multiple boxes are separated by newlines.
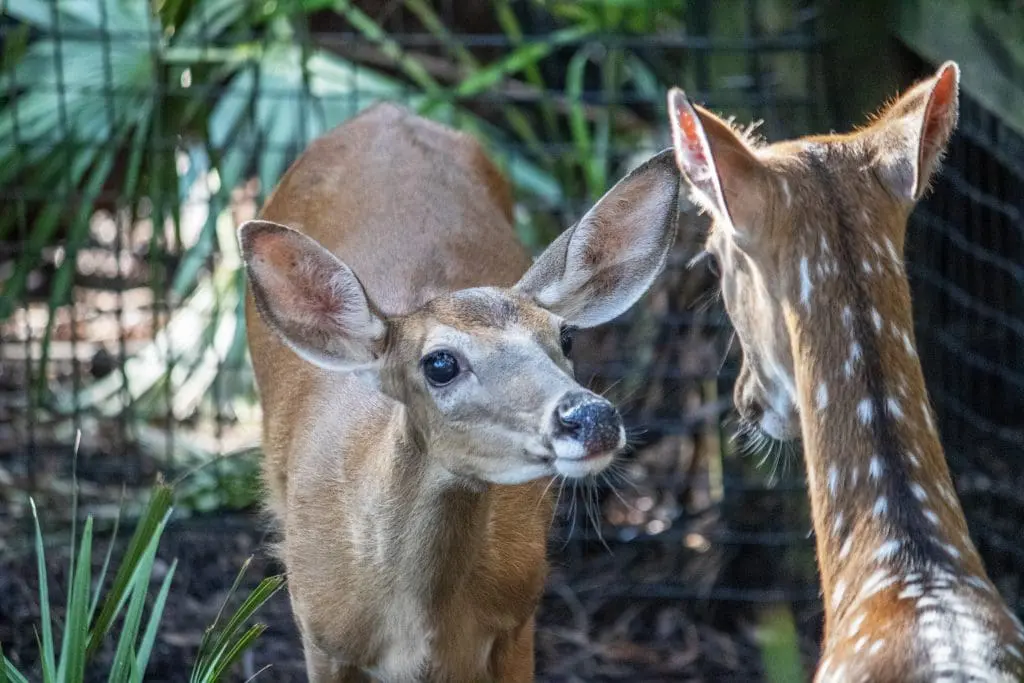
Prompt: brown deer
<box><xmin>239</xmin><ymin>103</ymin><xmax>680</xmax><ymax>682</ymax></box>
<box><xmin>668</xmin><ymin>63</ymin><xmax>1024</xmax><ymax>681</ymax></box>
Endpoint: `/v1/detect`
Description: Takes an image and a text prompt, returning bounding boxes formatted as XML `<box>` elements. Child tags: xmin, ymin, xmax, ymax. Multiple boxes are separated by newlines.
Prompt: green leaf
<box><xmin>106</xmin><ymin>520</ymin><xmax>167</xmax><ymax>683</ymax></box>
<box><xmin>56</xmin><ymin>517</ymin><xmax>93</xmax><ymax>683</ymax></box>
<box><xmin>133</xmin><ymin>559</ymin><xmax>178</xmax><ymax>679</ymax></box>
<box><xmin>88</xmin><ymin>485</ymin><xmax>174</xmax><ymax>656</ymax></box>
<box><xmin>89</xmin><ymin>496</ymin><xmax>124</xmax><ymax>625</ymax></box>
<box><xmin>29</xmin><ymin>499</ymin><xmax>57</xmax><ymax>683</ymax></box>
<box><xmin>1</xmin><ymin>652</ymin><xmax>29</xmax><ymax>683</ymax></box>
<box><xmin>190</xmin><ymin>568</ymin><xmax>285</xmax><ymax>683</ymax></box>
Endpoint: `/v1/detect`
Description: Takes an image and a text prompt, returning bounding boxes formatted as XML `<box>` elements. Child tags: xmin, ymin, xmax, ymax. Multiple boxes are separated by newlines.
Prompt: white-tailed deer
<box><xmin>668</xmin><ymin>63</ymin><xmax>1024</xmax><ymax>681</ymax></box>
<box><xmin>239</xmin><ymin>103</ymin><xmax>680</xmax><ymax>681</ymax></box>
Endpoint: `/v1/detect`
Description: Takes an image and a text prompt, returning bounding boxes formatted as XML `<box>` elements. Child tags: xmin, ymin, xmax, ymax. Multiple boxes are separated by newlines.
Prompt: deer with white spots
<box><xmin>240</xmin><ymin>103</ymin><xmax>680</xmax><ymax>682</ymax></box>
<box><xmin>668</xmin><ymin>63</ymin><xmax>1024</xmax><ymax>682</ymax></box>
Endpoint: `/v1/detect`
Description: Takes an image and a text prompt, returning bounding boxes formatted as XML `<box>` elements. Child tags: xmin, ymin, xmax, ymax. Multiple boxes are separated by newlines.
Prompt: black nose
<box><xmin>554</xmin><ymin>391</ymin><xmax>624</xmax><ymax>454</ymax></box>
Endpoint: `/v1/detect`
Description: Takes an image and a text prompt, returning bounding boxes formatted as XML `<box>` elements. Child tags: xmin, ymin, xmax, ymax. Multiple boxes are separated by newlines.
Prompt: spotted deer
<box><xmin>239</xmin><ymin>103</ymin><xmax>680</xmax><ymax>682</ymax></box>
<box><xmin>667</xmin><ymin>63</ymin><xmax>1024</xmax><ymax>681</ymax></box>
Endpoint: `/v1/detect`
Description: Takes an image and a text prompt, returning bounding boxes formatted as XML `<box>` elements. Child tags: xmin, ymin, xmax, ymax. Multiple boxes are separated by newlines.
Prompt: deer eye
<box><xmin>422</xmin><ymin>350</ymin><xmax>460</xmax><ymax>386</ymax></box>
<box><xmin>559</xmin><ymin>325</ymin><xmax>576</xmax><ymax>357</ymax></box>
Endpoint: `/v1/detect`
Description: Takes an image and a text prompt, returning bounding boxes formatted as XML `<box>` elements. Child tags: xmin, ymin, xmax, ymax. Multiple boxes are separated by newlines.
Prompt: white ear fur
<box><xmin>667</xmin><ymin>88</ymin><xmax>766</xmax><ymax>242</ymax></box>
<box><xmin>239</xmin><ymin>220</ymin><xmax>386</xmax><ymax>371</ymax></box>
<box><xmin>514</xmin><ymin>149</ymin><xmax>680</xmax><ymax>328</ymax></box>
<box><xmin>873</xmin><ymin>61</ymin><xmax>960</xmax><ymax>202</ymax></box>
<box><xmin>668</xmin><ymin>88</ymin><xmax>730</xmax><ymax>222</ymax></box>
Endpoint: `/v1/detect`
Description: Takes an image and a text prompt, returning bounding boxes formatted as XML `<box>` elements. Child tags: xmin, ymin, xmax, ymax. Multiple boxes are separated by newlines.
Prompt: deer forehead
<box><xmin>420</xmin><ymin>287</ymin><xmax>555</xmax><ymax>332</ymax></box>
<box><xmin>402</xmin><ymin>289</ymin><xmax>558</xmax><ymax>357</ymax></box>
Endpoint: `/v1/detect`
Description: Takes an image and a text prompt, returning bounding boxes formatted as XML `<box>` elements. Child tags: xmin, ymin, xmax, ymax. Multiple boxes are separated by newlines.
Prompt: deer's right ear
<box><xmin>667</xmin><ymin>88</ymin><xmax>765</xmax><ymax>240</ymax></box>
<box><xmin>239</xmin><ymin>220</ymin><xmax>386</xmax><ymax>371</ymax></box>
<box><xmin>513</xmin><ymin>150</ymin><xmax>680</xmax><ymax>328</ymax></box>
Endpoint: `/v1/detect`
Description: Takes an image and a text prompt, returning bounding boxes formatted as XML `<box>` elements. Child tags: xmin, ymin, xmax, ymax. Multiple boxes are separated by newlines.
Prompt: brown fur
<box><xmin>669</xmin><ymin>63</ymin><xmax>1024</xmax><ymax>681</ymax></box>
<box><xmin>242</xmin><ymin>103</ymin><xmax>680</xmax><ymax>681</ymax></box>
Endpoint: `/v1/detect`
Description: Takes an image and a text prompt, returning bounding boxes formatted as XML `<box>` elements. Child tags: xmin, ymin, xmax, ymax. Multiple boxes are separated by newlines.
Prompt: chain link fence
<box><xmin>0</xmin><ymin>1</ymin><xmax>1020</xmax><ymax>680</ymax></box>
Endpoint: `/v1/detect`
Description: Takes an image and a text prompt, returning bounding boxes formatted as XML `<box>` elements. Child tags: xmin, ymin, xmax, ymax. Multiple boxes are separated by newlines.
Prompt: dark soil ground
<box><xmin>0</xmin><ymin>507</ymin><xmax>823</xmax><ymax>682</ymax></box>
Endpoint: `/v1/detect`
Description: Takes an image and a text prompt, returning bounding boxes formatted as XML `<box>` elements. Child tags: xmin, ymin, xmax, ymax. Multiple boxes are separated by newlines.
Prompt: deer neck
<box><xmin>378</xmin><ymin>407</ymin><xmax>496</xmax><ymax>602</ymax></box>
<box><xmin>781</xmin><ymin>228</ymin><xmax>987</xmax><ymax>630</ymax></box>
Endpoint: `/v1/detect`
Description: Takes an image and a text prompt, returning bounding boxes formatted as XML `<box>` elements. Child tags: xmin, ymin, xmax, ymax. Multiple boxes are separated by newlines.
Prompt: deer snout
<box><xmin>551</xmin><ymin>391</ymin><xmax>625</xmax><ymax>459</ymax></box>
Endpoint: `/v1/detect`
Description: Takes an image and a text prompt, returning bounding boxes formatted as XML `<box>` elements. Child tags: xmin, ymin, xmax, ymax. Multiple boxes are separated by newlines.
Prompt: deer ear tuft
<box><xmin>667</xmin><ymin>88</ymin><xmax>768</xmax><ymax>242</ymax></box>
<box><xmin>872</xmin><ymin>61</ymin><xmax>960</xmax><ymax>202</ymax></box>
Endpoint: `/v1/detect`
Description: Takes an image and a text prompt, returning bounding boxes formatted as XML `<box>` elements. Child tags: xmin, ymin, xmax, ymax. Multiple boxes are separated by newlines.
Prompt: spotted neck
<box><xmin>784</xmin><ymin>224</ymin><xmax>1024</xmax><ymax>680</ymax></box>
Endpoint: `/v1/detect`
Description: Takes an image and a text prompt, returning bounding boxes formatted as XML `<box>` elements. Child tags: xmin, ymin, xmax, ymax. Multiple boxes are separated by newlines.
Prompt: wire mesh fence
<box><xmin>0</xmin><ymin>0</ymin><xmax>1021</xmax><ymax>680</ymax></box>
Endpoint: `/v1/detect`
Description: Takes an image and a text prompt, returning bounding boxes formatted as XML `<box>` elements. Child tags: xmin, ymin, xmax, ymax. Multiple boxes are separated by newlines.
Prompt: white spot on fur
<box><xmin>862</xmin><ymin>259</ymin><xmax>874</xmax><ymax>274</ymax></box>
<box><xmin>923</xmin><ymin>508</ymin><xmax>940</xmax><ymax>525</ymax></box>
<box><xmin>839</xmin><ymin>536</ymin><xmax>854</xmax><ymax>560</ymax></box>
<box><xmin>858</xmin><ymin>399</ymin><xmax>874</xmax><ymax>424</ymax></box>
<box><xmin>850</xmin><ymin>465</ymin><xmax>860</xmax><ymax>487</ymax></box>
<box><xmin>847</xmin><ymin>612</ymin><xmax>866</xmax><ymax>637</ymax></box>
<box><xmin>850</xmin><ymin>341</ymin><xmax>862</xmax><ymax>362</ymax></box>
<box><xmin>800</xmin><ymin>256</ymin><xmax>812</xmax><ymax>309</ymax></box>
<box><xmin>854</xmin><ymin>635</ymin><xmax>869</xmax><ymax>652</ymax></box>
<box><xmin>869</xmin><ymin>456</ymin><xmax>884</xmax><ymax>480</ymax></box>
<box><xmin>965</xmin><ymin>576</ymin><xmax>991</xmax><ymax>593</ymax></box>
<box><xmin>908</xmin><ymin>449</ymin><xmax>921</xmax><ymax>468</ymax></box>
<box><xmin>876</xmin><ymin>540</ymin><xmax>901</xmax><ymax>560</ymax></box>
<box><xmin>902</xmin><ymin>330</ymin><xmax>917</xmax><ymax>357</ymax></box>
<box><xmin>886</xmin><ymin>397</ymin><xmax>904</xmax><ymax>420</ymax></box>
<box><xmin>900</xmin><ymin>584</ymin><xmax>924</xmax><ymax>599</ymax></box>
<box><xmin>871</xmin><ymin>308</ymin><xmax>883</xmax><ymax>331</ymax></box>
<box><xmin>832</xmin><ymin>579</ymin><xmax>847</xmax><ymax>610</ymax></box>
<box><xmin>943</xmin><ymin>543</ymin><xmax>962</xmax><ymax>560</ymax></box>
<box><xmin>820</xmin><ymin>235</ymin><xmax>831</xmax><ymax>255</ymax></box>
<box><xmin>828</xmin><ymin>466</ymin><xmax>839</xmax><ymax>496</ymax></box>
<box><xmin>911</xmin><ymin>482</ymin><xmax>928</xmax><ymax>501</ymax></box>
<box><xmin>884</xmin><ymin>237</ymin><xmax>901</xmax><ymax>266</ymax></box>
<box><xmin>860</xmin><ymin>569</ymin><xmax>896</xmax><ymax>600</ymax></box>
<box><xmin>816</xmin><ymin>382</ymin><xmax>829</xmax><ymax>411</ymax></box>
<box><xmin>833</xmin><ymin>512</ymin><xmax>845</xmax><ymax>535</ymax></box>
<box><xmin>869</xmin><ymin>639</ymin><xmax>885</xmax><ymax>656</ymax></box>
<box><xmin>843</xmin><ymin>359</ymin><xmax>854</xmax><ymax>378</ymax></box>
<box><xmin>873</xmin><ymin>496</ymin><xmax>888</xmax><ymax>517</ymax></box>
<box><xmin>921</xmin><ymin>400</ymin><xmax>936</xmax><ymax>433</ymax></box>
<box><xmin>841</xmin><ymin>306</ymin><xmax>853</xmax><ymax>327</ymax></box>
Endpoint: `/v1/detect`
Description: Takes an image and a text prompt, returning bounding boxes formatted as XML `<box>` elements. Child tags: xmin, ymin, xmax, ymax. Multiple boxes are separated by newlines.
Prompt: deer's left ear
<box><xmin>667</xmin><ymin>88</ymin><xmax>768</xmax><ymax>244</ymax></box>
<box><xmin>872</xmin><ymin>61</ymin><xmax>960</xmax><ymax>202</ymax></box>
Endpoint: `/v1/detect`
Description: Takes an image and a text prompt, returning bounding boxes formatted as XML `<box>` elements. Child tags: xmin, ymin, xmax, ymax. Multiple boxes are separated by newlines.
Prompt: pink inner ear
<box><xmin>922</xmin><ymin>66</ymin><xmax>956</xmax><ymax>149</ymax></box>
<box><xmin>672</xmin><ymin>101</ymin><xmax>709</xmax><ymax>168</ymax></box>
<box><xmin>251</xmin><ymin>232</ymin><xmax>345</xmax><ymax>330</ymax></box>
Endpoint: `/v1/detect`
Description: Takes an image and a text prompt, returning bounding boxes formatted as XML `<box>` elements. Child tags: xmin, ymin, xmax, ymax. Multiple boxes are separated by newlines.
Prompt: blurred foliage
<box><xmin>0</xmin><ymin>0</ymin><xmax>816</xmax><ymax>467</ymax></box>
<box><xmin>0</xmin><ymin>477</ymin><xmax>283</xmax><ymax>681</ymax></box>
<box><xmin>756</xmin><ymin>605</ymin><xmax>806</xmax><ymax>683</ymax></box>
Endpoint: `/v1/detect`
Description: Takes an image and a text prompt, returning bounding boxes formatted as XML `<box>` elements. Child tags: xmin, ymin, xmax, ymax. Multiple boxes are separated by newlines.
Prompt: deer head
<box><xmin>668</xmin><ymin>63</ymin><xmax>960</xmax><ymax>443</ymax></box>
<box><xmin>240</xmin><ymin>150</ymin><xmax>680</xmax><ymax>484</ymax></box>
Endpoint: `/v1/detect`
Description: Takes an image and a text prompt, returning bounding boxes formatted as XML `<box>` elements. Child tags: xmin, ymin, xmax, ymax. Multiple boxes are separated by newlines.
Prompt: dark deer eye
<box><xmin>559</xmin><ymin>326</ymin><xmax>576</xmax><ymax>357</ymax></box>
<box><xmin>422</xmin><ymin>350</ymin><xmax>460</xmax><ymax>386</ymax></box>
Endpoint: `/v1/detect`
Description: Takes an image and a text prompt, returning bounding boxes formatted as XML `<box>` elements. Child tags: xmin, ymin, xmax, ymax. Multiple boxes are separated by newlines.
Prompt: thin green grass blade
<box><xmin>56</xmin><ymin>432</ymin><xmax>82</xmax><ymax>681</ymax></box>
<box><xmin>191</xmin><ymin>574</ymin><xmax>284</xmax><ymax>682</ymax></box>
<box><xmin>29</xmin><ymin>499</ymin><xmax>56</xmax><ymax>682</ymax></box>
<box><xmin>1</xmin><ymin>652</ymin><xmax>29</xmax><ymax>683</ymax></box>
<box><xmin>89</xmin><ymin>490</ymin><xmax>124</xmax><ymax>623</ymax></box>
<box><xmin>566</xmin><ymin>46</ymin><xmax>598</xmax><ymax>197</ymax></box>
<box><xmin>133</xmin><ymin>559</ymin><xmax>177</xmax><ymax>680</ymax></box>
<box><xmin>88</xmin><ymin>484</ymin><xmax>173</xmax><ymax>656</ymax></box>
<box><xmin>106</xmin><ymin>514</ymin><xmax>168</xmax><ymax>683</ymax></box>
<box><xmin>57</xmin><ymin>516</ymin><xmax>92</xmax><ymax>683</ymax></box>
<box><xmin>205</xmin><ymin>625</ymin><xmax>266</xmax><ymax>683</ymax></box>
<box><xmin>191</xmin><ymin>557</ymin><xmax>252</xmax><ymax>679</ymax></box>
